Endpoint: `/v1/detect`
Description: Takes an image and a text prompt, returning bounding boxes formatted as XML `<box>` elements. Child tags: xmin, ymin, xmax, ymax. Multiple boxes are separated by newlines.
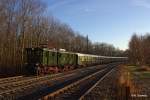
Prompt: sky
<box><xmin>42</xmin><ymin>0</ymin><xmax>150</xmax><ymax>50</ymax></box>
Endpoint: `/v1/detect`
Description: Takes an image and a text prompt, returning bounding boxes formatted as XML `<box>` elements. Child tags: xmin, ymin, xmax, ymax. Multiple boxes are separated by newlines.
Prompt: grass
<box><xmin>127</xmin><ymin>66</ymin><xmax>150</xmax><ymax>79</ymax></box>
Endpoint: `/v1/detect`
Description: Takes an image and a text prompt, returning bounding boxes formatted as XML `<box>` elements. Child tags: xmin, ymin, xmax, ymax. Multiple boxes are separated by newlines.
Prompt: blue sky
<box><xmin>43</xmin><ymin>0</ymin><xmax>150</xmax><ymax>50</ymax></box>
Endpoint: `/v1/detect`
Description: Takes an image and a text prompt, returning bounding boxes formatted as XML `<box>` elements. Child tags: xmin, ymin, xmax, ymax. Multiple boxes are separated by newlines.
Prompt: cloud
<box><xmin>84</xmin><ymin>8</ymin><xmax>96</xmax><ymax>13</ymax></box>
<box><xmin>48</xmin><ymin>0</ymin><xmax>77</xmax><ymax>10</ymax></box>
<box><xmin>45</xmin><ymin>0</ymin><xmax>98</xmax><ymax>16</ymax></box>
<box><xmin>132</xmin><ymin>0</ymin><xmax>150</xmax><ymax>8</ymax></box>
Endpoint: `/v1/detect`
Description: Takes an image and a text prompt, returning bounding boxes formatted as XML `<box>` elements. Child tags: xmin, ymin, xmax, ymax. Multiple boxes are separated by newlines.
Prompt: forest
<box><xmin>0</xmin><ymin>0</ymin><xmax>125</xmax><ymax>75</ymax></box>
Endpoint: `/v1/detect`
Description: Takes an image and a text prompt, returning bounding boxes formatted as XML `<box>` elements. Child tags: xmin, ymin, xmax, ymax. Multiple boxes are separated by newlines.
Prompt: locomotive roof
<box><xmin>43</xmin><ymin>48</ymin><xmax>77</xmax><ymax>54</ymax></box>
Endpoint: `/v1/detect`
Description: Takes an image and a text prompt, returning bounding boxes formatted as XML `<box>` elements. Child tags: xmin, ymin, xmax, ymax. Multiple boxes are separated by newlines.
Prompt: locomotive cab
<box><xmin>25</xmin><ymin>48</ymin><xmax>42</xmax><ymax>74</ymax></box>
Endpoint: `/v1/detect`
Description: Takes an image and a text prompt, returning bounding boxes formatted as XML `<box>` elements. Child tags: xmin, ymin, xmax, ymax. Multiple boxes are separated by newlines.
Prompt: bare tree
<box><xmin>128</xmin><ymin>33</ymin><xmax>150</xmax><ymax>66</ymax></box>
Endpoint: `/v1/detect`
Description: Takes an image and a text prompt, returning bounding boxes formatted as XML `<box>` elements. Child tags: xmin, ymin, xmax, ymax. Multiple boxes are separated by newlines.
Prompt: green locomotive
<box><xmin>25</xmin><ymin>48</ymin><xmax>78</xmax><ymax>74</ymax></box>
<box><xmin>25</xmin><ymin>48</ymin><xmax>128</xmax><ymax>75</ymax></box>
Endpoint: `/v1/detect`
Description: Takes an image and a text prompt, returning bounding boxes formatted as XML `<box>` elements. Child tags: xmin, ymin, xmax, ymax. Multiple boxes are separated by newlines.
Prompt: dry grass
<box><xmin>118</xmin><ymin>65</ymin><xmax>150</xmax><ymax>100</ymax></box>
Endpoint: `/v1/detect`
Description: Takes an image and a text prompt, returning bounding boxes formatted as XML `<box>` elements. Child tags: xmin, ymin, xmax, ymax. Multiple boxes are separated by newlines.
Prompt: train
<box><xmin>25</xmin><ymin>48</ymin><xmax>128</xmax><ymax>75</ymax></box>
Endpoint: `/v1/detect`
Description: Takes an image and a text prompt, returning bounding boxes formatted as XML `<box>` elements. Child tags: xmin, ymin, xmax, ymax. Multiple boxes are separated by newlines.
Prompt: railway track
<box><xmin>40</xmin><ymin>65</ymin><xmax>116</xmax><ymax>100</ymax></box>
<box><xmin>0</xmin><ymin>76</ymin><xmax>24</xmax><ymax>85</ymax></box>
<box><xmin>82</xmin><ymin>66</ymin><xmax>120</xmax><ymax>100</ymax></box>
<box><xmin>0</xmin><ymin>64</ymin><xmax>109</xmax><ymax>100</ymax></box>
<box><xmin>0</xmin><ymin>71</ymin><xmax>80</xmax><ymax>99</ymax></box>
<box><xmin>0</xmin><ymin>67</ymin><xmax>90</xmax><ymax>90</ymax></box>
